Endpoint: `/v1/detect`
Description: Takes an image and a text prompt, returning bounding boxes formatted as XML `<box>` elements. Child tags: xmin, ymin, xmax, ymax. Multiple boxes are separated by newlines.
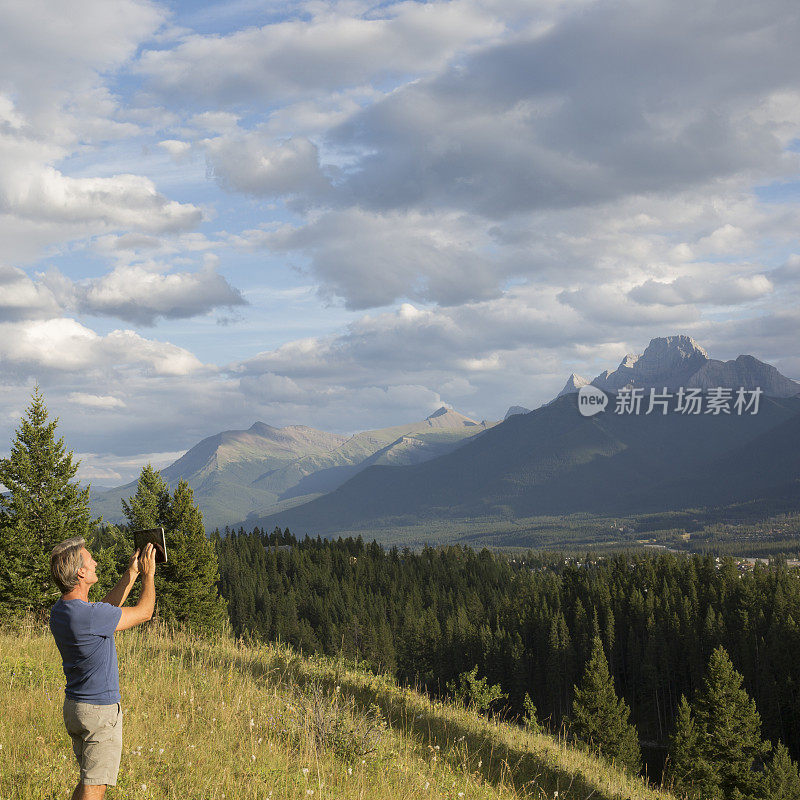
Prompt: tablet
<box><xmin>132</xmin><ymin>527</ymin><xmax>168</xmax><ymax>563</ymax></box>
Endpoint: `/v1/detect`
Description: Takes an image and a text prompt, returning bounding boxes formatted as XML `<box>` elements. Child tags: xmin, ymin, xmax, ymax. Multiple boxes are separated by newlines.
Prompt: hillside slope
<box><xmin>1</xmin><ymin>624</ymin><xmax>672</xmax><ymax>800</ymax></box>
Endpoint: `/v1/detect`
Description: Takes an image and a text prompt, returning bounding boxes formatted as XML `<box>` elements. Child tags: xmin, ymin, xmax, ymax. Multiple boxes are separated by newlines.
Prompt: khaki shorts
<box><xmin>63</xmin><ymin>698</ymin><xmax>123</xmax><ymax>786</ymax></box>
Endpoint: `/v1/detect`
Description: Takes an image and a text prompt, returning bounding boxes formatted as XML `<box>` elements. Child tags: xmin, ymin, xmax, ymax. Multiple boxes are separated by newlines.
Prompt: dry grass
<box><xmin>0</xmin><ymin>621</ymin><xmax>674</xmax><ymax>800</ymax></box>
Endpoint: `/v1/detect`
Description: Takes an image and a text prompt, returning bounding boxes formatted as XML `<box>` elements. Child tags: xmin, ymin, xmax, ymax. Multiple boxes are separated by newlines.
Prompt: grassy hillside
<box><xmin>0</xmin><ymin>623</ymin><xmax>672</xmax><ymax>800</ymax></box>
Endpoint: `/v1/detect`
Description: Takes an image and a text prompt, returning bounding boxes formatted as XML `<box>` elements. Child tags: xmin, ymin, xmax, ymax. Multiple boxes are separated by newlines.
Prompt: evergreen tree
<box><xmin>571</xmin><ymin>636</ymin><xmax>641</xmax><ymax>773</ymax></box>
<box><xmin>765</xmin><ymin>742</ymin><xmax>800</xmax><ymax>800</ymax></box>
<box><xmin>121</xmin><ymin>464</ymin><xmax>170</xmax><ymax>529</ymax></box>
<box><xmin>0</xmin><ymin>388</ymin><xmax>96</xmax><ymax>614</ymax></box>
<box><xmin>666</xmin><ymin>695</ymin><xmax>720</xmax><ymax>799</ymax></box>
<box><xmin>123</xmin><ymin>469</ymin><xmax>226</xmax><ymax>634</ymax></box>
<box><xmin>694</xmin><ymin>647</ymin><xmax>770</xmax><ymax>800</ymax></box>
<box><xmin>669</xmin><ymin>647</ymin><xmax>769</xmax><ymax>800</ymax></box>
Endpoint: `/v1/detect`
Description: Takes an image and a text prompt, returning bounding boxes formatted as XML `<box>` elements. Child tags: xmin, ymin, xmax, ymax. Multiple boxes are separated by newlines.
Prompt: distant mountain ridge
<box><xmin>91</xmin><ymin>334</ymin><xmax>800</xmax><ymax>535</ymax></box>
<box><xmin>247</xmin><ymin>336</ymin><xmax>800</xmax><ymax>537</ymax></box>
<box><xmin>90</xmin><ymin>407</ymin><xmax>497</xmax><ymax>530</ymax></box>
<box><xmin>250</xmin><ymin>391</ymin><xmax>800</xmax><ymax>536</ymax></box>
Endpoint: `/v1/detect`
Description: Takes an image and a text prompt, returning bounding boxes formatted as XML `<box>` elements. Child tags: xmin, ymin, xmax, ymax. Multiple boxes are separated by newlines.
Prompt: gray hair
<box><xmin>50</xmin><ymin>537</ymin><xmax>86</xmax><ymax>594</ymax></box>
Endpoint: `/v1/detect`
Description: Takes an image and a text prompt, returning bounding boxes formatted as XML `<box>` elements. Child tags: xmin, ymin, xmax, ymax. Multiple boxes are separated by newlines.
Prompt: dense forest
<box><xmin>218</xmin><ymin>527</ymin><xmax>800</xmax><ymax>773</ymax></box>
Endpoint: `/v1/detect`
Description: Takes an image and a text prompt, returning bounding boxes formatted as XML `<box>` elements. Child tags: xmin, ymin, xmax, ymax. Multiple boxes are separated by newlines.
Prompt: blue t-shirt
<box><xmin>50</xmin><ymin>598</ymin><xmax>123</xmax><ymax>704</ymax></box>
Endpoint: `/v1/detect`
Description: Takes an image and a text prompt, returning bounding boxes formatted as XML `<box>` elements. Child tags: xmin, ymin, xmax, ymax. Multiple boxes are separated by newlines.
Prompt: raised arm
<box><xmin>102</xmin><ymin>548</ymin><xmax>141</xmax><ymax>607</ymax></box>
<box><xmin>116</xmin><ymin>543</ymin><xmax>157</xmax><ymax>631</ymax></box>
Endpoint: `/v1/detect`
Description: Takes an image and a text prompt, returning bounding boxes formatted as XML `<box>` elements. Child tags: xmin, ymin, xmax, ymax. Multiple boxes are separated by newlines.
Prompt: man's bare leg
<box><xmin>71</xmin><ymin>783</ymin><xmax>106</xmax><ymax>800</ymax></box>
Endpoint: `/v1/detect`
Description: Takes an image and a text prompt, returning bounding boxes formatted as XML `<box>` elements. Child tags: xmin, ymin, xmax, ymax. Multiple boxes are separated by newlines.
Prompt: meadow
<box><xmin>0</xmin><ymin>621</ymin><xmax>673</xmax><ymax>800</ymax></box>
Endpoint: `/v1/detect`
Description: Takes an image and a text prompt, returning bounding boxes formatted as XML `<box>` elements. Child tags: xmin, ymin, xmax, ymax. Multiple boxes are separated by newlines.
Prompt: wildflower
<box><xmin>347</xmin><ymin>767</ymin><xmax>352</xmax><ymax>775</ymax></box>
<box><xmin>252</xmin><ymin>755</ymin><xmax>256</xmax><ymax>761</ymax></box>
<box><xmin>140</xmin><ymin>785</ymin><xmax>147</xmax><ymax>791</ymax></box>
<box><xmin>306</xmin><ymin>791</ymin><xmax>314</xmax><ymax>796</ymax></box>
<box><xmin>302</xmin><ymin>768</ymin><xmax>310</xmax><ymax>775</ymax></box>
<box><xmin>424</xmin><ymin>782</ymin><xmax>430</xmax><ymax>790</ymax></box>
<box><xmin>250</xmin><ymin>718</ymin><xmax>255</xmax><ymax>727</ymax></box>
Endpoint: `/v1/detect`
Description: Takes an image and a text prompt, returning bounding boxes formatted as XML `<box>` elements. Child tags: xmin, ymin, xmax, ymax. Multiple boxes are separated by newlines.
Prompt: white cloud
<box><xmin>73</xmin><ymin>259</ymin><xmax>246</xmax><ymax>324</ymax></box>
<box><xmin>249</xmin><ymin>208</ymin><xmax>503</xmax><ymax>308</ymax></box>
<box><xmin>0</xmin><ymin>167</ymin><xmax>202</xmax><ymax>232</ymax></box>
<box><xmin>206</xmin><ymin>134</ymin><xmax>331</xmax><ymax>199</ymax></box>
<box><xmin>0</xmin><ymin>3</ymin><xmax>202</xmax><ymax>264</ymax></box>
<box><xmin>0</xmin><ymin>318</ymin><xmax>205</xmax><ymax>376</ymax></box>
<box><xmin>158</xmin><ymin>139</ymin><xmax>192</xmax><ymax>160</ymax></box>
<box><xmin>629</xmin><ymin>273</ymin><xmax>774</xmax><ymax>307</ymax></box>
<box><xmin>67</xmin><ymin>392</ymin><xmax>127</xmax><ymax>410</ymax></box>
<box><xmin>0</xmin><ymin>0</ymin><xmax>165</xmax><ymax>118</ymax></box>
<box><xmin>137</xmin><ymin>0</ymin><xmax>505</xmax><ymax>105</ymax></box>
<box><xmin>0</xmin><ymin>264</ymin><xmax>61</xmax><ymax>321</ymax></box>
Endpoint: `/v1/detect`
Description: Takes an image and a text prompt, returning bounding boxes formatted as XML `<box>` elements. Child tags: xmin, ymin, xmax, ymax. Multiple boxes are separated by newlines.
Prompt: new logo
<box><xmin>577</xmin><ymin>385</ymin><xmax>609</xmax><ymax>417</ymax></box>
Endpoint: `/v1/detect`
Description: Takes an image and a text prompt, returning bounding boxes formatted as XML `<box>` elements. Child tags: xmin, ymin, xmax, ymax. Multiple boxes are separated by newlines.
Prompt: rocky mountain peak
<box><xmin>556</xmin><ymin>373</ymin><xmax>591</xmax><ymax>399</ymax></box>
<box><xmin>504</xmin><ymin>405</ymin><xmax>531</xmax><ymax>419</ymax></box>
<box><xmin>591</xmin><ymin>335</ymin><xmax>709</xmax><ymax>392</ymax></box>
<box><xmin>552</xmin><ymin>334</ymin><xmax>799</xmax><ymax>400</ymax></box>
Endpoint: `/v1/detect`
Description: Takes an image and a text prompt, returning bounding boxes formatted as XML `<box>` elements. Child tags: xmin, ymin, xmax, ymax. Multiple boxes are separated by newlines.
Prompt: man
<box><xmin>49</xmin><ymin>538</ymin><xmax>157</xmax><ymax>800</ymax></box>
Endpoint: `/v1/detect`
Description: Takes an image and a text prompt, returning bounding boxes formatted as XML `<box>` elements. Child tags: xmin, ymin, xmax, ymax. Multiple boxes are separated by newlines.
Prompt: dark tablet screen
<box><xmin>132</xmin><ymin>527</ymin><xmax>168</xmax><ymax>563</ymax></box>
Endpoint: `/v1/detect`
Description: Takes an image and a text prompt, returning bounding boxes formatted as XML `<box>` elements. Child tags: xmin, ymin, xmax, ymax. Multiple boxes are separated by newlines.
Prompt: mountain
<box><xmin>91</xmin><ymin>408</ymin><xmax>496</xmax><ymax>530</ymax></box>
<box><xmin>556</xmin><ymin>373</ymin><xmax>591</xmax><ymax>398</ymax></box>
<box><xmin>247</xmin><ymin>337</ymin><xmax>800</xmax><ymax>536</ymax></box>
<box><xmin>687</xmin><ymin>354</ymin><xmax>800</xmax><ymax>396</ymax></box>
<box><xmin>249</xmin><ymin>391</ymin><xmax>800</xmax><ymax>535</ymax></box>
<box><xmin>556</xmin><ymin>335</ymin><xmax>800</xmax><ymax>399</ymax></box>
<box><xmin>504</xmin><ymin>405</ymin><xmax>531</xmax><ymax>419</ymax></box>
<box><xmin>91</xmin><ymin>421</ymin><xmax>347</xmax><ymax>529</ymax></box>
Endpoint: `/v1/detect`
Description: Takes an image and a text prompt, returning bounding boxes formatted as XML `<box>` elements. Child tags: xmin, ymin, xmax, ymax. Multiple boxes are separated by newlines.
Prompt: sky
<box><xmin>1</xmin><ymin>0</ymin><xmax>799</xmax><ymax>486</ymax></box>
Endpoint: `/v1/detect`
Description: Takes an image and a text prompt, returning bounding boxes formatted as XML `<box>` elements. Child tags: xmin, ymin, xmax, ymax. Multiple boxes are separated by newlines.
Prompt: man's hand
<box><xmin>127</xmin><ymin>548</ymin><xmax>141</xmax><ymax>579</ymax></box>
<box><xmin>139</xmin><ymin>542</ymin><xmax>157</xmax><ymax>579</ymax></box>
<box><xmin>116</xmin><ymin>542</ymin><xmax>157</xmax><ymax>631</ymax></box>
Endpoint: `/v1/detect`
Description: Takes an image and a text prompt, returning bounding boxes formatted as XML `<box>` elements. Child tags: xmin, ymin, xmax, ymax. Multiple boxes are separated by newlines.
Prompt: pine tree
<box><xmin>571</xmin><ymin>635</ymin><xmax>641</xmax><ymax>773</ymax></box>
<box><xmin>694</xmin><ymin>647</ymin><xmax>770</xmax><ymax>800</ymax></box>
<box><xmin>668</xmin><ymin>646</ymin><xmax>770</xmax><ymax>800</ymax></box>
<box><xmin>765</xmin><ymin>742</ymin><xmax>800</xmax><ymax>800</ymax></box>
<box><xmin>666</xmin><ymin>695</ymin><xmax>720</xmax><ymax>799</ymax></box>
<box><xmin>123</xmin><ymin>468</ymin><xmax>226</xmax><ymax>634</ymax></box>
<box><xmin>121</xmin><ymin>464</ymin><xmax>170</xmax><ymax>530</ymax></box>
<box><xmin>0</xmin><ymin>388</ymin><xmax>97</xmax><ymax>614</ymax></box>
